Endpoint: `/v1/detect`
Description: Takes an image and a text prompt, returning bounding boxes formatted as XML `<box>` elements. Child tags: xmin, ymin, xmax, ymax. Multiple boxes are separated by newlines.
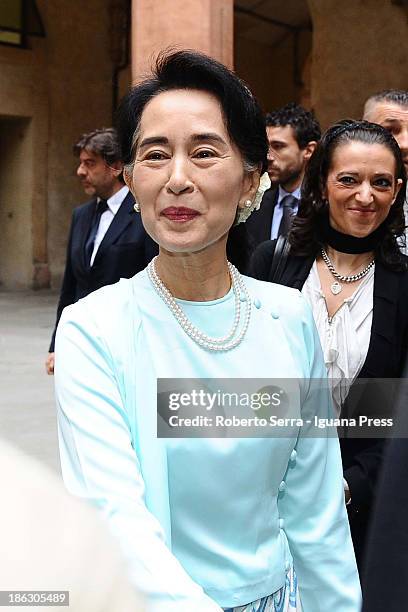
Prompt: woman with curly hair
<box><xmin>250</xmin><ymin>119</ymin><xmax>408</xmax><ymax>570</ymax></box>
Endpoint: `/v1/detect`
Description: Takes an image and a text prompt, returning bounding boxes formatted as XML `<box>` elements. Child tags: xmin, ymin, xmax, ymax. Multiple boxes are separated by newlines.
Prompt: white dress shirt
<box><xmin>90</xmin><ymin>185</ymin><xmax>129</xmax><ymax>266</ymax></box>
<box><xmin>398</xmin><ymin>190</ymin><xmax>408</xmax><ymax>255</ymax></box>
<box><xmin>301</xmin><ymin>261</ymin><xmax>374</xmax><ymax>416</ymax></box>
<box><xmin>270</xmin><ymin>185</ymin><xmax>301</xmax><ymax>240</ymax></box>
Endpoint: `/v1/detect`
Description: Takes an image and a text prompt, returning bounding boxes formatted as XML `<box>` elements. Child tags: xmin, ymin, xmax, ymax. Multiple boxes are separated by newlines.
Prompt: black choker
<box><xmin>318</xmin><ymin>214</ymin><xmax>386</xmax><ymax>254</ymax></box>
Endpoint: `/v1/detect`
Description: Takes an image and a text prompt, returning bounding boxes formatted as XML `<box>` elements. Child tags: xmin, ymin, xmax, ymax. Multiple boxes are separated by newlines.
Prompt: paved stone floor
<box><xmin>0</xmin><ymin>290</ymin><xmax>60</xmax><ymax>472</ymax></box>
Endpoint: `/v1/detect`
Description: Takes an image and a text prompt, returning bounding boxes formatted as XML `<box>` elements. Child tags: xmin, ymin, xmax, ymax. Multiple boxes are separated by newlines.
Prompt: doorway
<box><xmin>234</xmin><ymin>0</ymin><xmax>312</xmax><ymax>112</ymax></box>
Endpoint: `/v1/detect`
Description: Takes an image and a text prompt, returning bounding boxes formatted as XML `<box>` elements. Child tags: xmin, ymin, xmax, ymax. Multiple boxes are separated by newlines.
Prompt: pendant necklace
<box><xmin>320</xmin><ymin>248</ymin><xmax>375</xmax><ymax>295</ymax></box>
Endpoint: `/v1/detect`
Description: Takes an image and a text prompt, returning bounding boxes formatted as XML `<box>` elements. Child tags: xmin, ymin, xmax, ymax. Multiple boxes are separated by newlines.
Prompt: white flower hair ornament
<box><xmin>235</xmin><ymin>172</ymin><xmax>271</xmax><ymax>224</ymax></box>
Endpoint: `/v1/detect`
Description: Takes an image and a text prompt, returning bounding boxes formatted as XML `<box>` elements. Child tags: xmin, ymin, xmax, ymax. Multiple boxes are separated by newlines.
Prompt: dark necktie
<box><xmin>278</xmin><ymin>195</ymin><xmax>298</xmax><ymax>238</ymax></box>
<box><xmin>85</xmin><ymin>199</ymin><xmax>109</xmax><ymax>266</ymax></box>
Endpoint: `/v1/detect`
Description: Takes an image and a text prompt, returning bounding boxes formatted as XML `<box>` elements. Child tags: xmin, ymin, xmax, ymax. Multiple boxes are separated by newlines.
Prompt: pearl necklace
<box><xmin>321</xmin><ymin>248</ymin><xmax>375</xmax><ymax>295</ymax></box>
<box><xmin>147</xmin><ymin>257</ymin><xmax>251</xmax><ymax>351</ymax></box>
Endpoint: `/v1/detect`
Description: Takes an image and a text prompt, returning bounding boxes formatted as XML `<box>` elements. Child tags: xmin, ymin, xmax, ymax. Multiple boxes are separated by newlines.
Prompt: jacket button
<box><xmin>271</xmin><ymin>311</ymin><xmax>279</xmax><ymax>319</ymax></box>
<box><xmin>254</xmin><ymin>298</ymin><xmax>261</xmax><ymax>309</ymax></box>
<box><xmin>290</xmin><ymin>449</ymin><xmax>297</xmax><ymax>461</ymax></box>
<box><xmin>279</xmin><ymin>481</ymin><xmax>286</xmax><ymax>492</ymax></box>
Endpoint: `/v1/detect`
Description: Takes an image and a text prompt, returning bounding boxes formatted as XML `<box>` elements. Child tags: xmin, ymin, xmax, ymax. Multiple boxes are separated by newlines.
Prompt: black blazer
<box><xmin>362</xmin><ymin>364</ymin><xmax>408</xmax><ymax>612</ymax></box>
<box><xmin>245</xmin><ymin>186</ymin><xmax>278</xmax><ymax>251</ymax></box>
<box><xmin>249</xmin><ymin>240</ymin><xmax>408</xmax><ymax>568</ymax></box>
<box><xmin>49</xmin><ymin>191</ymin><xmax>158</xmax><ymax>351</ymax></box>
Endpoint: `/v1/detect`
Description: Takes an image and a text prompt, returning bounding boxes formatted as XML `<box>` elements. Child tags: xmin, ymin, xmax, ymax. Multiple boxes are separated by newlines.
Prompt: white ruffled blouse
<box><xmin>302</xmin><ymin>261</ymin><xmax>375</xmax><ymax>416</ymax></box>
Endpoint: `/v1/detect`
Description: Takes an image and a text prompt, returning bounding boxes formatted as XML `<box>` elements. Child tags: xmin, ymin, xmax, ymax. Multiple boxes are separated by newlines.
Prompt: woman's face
<box><xmin>324</xmin><ymin>140</ymin><xmax>402</xmax><ymax>237</ymax></box>
<box><xmin>127</xmin><ymin>89</ymin><xmax>259</xmax><ymax>254</ymax></box>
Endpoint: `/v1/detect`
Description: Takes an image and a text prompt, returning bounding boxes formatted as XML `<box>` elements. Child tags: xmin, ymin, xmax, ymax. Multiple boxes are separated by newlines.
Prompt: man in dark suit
<box><xmin>246</xmin><ymin>103</ymin><xmax>321</xmax><ymax>249</ymax></box>
<box><xmin>45</xmin><ymin>128</ymin><xmax>157</xmax><ymax>374</ymax></box>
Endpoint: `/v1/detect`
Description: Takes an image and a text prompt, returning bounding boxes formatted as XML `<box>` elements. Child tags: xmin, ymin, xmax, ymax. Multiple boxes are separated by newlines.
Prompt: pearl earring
<box><xmin>133</xmin><ymin>200</ymin><xmax>140</xmax><ymax>213</ymax></box>
<box><xmin>244</xmin><ymin>199</ymin><xmax>252</xmax><ymax>208</ymax></box>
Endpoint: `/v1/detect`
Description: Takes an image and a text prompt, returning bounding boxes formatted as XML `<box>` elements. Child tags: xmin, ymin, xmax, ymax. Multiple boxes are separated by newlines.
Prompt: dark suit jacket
<box><xmin>362</xmin><ymin>362</ymin><xmax>408</xmax><ymax>611</ymax></box>
<box><xmin>249</xmin><ymin>240</ymin><xmax>408</xmax><ymax>568</ymax></box>
<box><xmin>49</xmin><ymin>191</ymin><xmax>158</xmax><ymax>351</ymax></box>
<box><xmin>245</xmin><ymin>186</ymin><xmax>278</xmax><ymax>252</ymax></box>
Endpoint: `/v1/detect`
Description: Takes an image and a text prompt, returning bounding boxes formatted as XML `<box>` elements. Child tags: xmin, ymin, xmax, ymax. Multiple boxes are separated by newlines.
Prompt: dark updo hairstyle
<box><xmin>290</xmin><ymin>119</ymin><xmax>407</xmax><ymax>270</ymax></box>
<box><xmin>115</xmin><ymin>49</ymin><xmax>268</xmax><ymax>272</ymax></box>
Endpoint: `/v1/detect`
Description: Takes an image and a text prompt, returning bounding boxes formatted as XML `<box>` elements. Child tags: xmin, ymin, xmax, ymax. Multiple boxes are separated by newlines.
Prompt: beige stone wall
<box><xmin>0</xmin><ymin>38</ymin><xmax>48</xmax><ymax>289</ymax></box>
<box><xmin>235</xmin><ymin>30</ymin><xmax>312</xmax><ymax>113</ymax></box>
<box><xmin>0</xmin><ymin>118</ymin><xmax>33</xmax><ymax>288</ymax></box>
<box><xmin>41</xmin><ymin>0</ymin><xmax>113</xmax><ymax>286</ymax></box>
<box><xmin>0</xmin><ymin>0</ymin><xmax>115</xmax><ymax>289</ymax></box>
<box><xmin>308</xmin><ymin>0</ymin><xmax>408</xmax><ymax>129</ymax></box>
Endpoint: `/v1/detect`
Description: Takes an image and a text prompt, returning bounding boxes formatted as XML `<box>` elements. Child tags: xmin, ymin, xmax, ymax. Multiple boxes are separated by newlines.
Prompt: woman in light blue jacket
<box><xmin>55</xmin><ymin>50</ymin><xmax>360</xmax><ymax>612</ymax></box>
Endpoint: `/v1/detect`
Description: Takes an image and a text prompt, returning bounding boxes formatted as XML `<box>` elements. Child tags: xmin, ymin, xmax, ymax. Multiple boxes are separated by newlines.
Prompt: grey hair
<box><xmin>364</xmin><ymin>89</ymin><xmax>408</xmax><ymax>119</ymax></box>
<box><xmin>74</xmin><ymin>128</ymin><xmax>123</xmax><ymax>165</ymax></box>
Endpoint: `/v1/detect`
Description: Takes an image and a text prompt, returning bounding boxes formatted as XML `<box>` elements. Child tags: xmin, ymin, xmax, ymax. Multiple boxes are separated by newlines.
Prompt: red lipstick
<box><xmin>161</xmin><ymin>207</ymin><xmax>200</xmax><ymax>222</ymax></box>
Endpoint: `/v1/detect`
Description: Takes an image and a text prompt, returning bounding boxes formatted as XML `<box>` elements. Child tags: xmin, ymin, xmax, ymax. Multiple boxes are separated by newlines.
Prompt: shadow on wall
<box><xmin>0</xmin><ymin>115</ymin><xmax>33</xmax><ymax>289</ymax></box>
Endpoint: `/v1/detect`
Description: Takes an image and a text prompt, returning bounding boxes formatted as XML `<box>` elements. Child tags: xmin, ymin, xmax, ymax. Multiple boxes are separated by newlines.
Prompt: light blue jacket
<box><xmin>55</xmin><ymin>271</ymin><xmax>361</xmax><ymax>612</ymax></box>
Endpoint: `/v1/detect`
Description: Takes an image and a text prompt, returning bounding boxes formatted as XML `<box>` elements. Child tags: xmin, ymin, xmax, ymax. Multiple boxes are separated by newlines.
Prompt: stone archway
<box><xmin>233</xmin><ymin>0</ymin><xmax>312</xmax><ymax>112</ymax></box>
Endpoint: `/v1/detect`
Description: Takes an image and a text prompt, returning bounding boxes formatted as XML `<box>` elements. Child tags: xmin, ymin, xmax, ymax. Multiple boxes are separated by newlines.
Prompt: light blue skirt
<box><xmin>223</xmin><ymin>567</ymin><xmax>301</xmax><ymax>612</ymax></box>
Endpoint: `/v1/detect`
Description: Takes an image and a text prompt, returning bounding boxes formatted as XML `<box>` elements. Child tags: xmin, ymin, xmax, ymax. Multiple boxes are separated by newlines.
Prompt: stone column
<box><xmin>131</xmin><ymin>0</ymin><xmax>233</xmax><ymax>83</ymax></box>
<box><xmin>308</xmin><ymin>0</ymin><xmax>408</xmax><ymax>128</ymax></box>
